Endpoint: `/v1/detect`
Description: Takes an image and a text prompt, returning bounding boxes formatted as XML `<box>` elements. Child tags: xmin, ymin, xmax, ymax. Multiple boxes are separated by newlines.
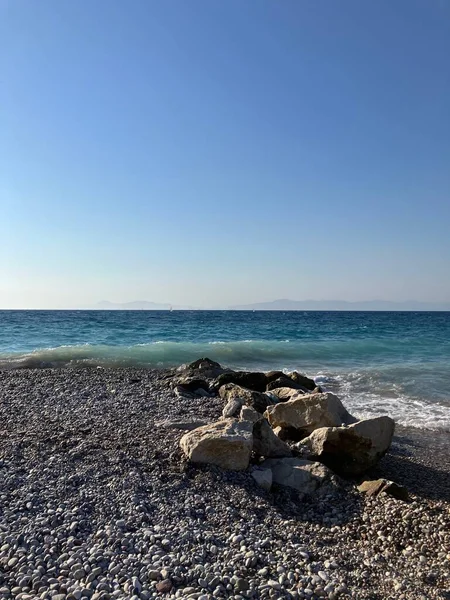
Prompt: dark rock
<box><xmin>274</xmin><ymin>425</ymin><xmax>308</xmax><ymax>442</ymax></box>
<box><xmin>213</xmin><ymin>371</ymin><xmax>269</xmax><ymax>392</ymax></box>
<box><xmin>219</xmin><ymin>383</ymin><xmax>271</xmax><ymax>413</ymax></box>
<box><xmin>175</xmin><ymin>357</ymin><xmax>228</xmax><ymax>382</ymax></box>
<box><xmin>176</xmin><ymin>378</ymin><xmax>210</xmax><ymax>393</ymax></box>
<box><xmin>266</xmin><ymin>377</ymin><xmax>307</xmax><ymax>392</ymax></box>
<box><xmin>187</xmin><ymin>357</ymin><xmax>222</xmax><ymax>371</ymax></box>
<box><xmin>288</xmin><ymin>371</ymin><xmax>317</xmax><ymax>391</ymax></box>
<box><xmin>265</xmin><ymin>370</ymin><xmax>289</xmax><ymax>383</ymax></box>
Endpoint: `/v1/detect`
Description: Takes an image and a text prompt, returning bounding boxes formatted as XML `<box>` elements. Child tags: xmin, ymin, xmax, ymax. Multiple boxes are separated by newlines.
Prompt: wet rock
<box><xmin>174</xmin><ymin>358</ymin><xmax>228</xmax><ymax>383</ymax></box>
<box><xmin>186</xmin><ymin>357</ymin><xmax>222</xmax><ymax>371</ymax></box>
<box><xmin>287</xmin><ymin>371</ymin><xmax>317</xmax><ymax>391</ymax></box>
<box><xmin>266</xmin><ymin>377</ymin><xmax>308</xmax><ymax>392</ymax></box>
<box><xmin>213</xmin><ymin>372</ymin><xmax>270</xmax><ymax>393</ymax></box>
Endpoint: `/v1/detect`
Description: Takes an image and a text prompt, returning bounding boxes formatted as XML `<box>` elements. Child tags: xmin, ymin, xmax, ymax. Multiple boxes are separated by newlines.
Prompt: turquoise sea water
<box><xmin>1</xmin><ymin>310</ymin><xmax>449</xmax><ymax>431</ymax></box>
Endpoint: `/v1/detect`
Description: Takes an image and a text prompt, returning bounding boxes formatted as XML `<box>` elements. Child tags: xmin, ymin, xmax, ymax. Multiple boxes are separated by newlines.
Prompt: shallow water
<box><xmin>1</xmin><ymin>310</ymin><xmax>450</xmax><ymax>431</ymax></box>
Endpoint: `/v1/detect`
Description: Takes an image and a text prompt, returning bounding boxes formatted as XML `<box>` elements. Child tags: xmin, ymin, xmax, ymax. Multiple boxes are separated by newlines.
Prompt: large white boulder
<box><xmin>264</xmin><ymin>392</ymin><xmax>356</xmax><ymax>434</ymax></box>
<box><xmin>180</xmin><ymin>419</ymin><xmax>253</xmax><ymax>471</ymax></box>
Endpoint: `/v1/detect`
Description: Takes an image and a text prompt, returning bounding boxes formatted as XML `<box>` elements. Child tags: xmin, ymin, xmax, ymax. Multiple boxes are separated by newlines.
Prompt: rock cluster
<box><xmin>178</xmin><ymin>359</ymin><xmax>396</xmax><ymax>496</ymax></box>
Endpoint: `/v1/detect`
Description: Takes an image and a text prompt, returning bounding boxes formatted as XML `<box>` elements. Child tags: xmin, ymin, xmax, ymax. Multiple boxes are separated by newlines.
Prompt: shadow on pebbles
<box><xmin>0</xmin><ymin>367</ymin><xmax>449</xmax><ymax>600</ymax></box>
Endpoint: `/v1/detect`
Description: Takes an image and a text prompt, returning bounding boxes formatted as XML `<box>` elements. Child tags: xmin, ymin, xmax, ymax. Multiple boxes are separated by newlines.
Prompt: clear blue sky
<box><xmin>1</xmin><ymin>0</ymin><xmax>449</xmax><ymax>308</ymax></box>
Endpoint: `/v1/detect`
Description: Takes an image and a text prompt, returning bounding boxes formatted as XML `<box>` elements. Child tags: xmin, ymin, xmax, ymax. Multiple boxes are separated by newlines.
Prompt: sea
<box><xmin>1</xmin><ymin>310</ymin><xmax>450</xmax><ymax>432</ymax></box>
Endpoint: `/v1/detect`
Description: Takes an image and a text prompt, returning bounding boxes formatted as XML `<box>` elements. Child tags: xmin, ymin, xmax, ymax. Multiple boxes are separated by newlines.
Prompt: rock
<box><xmin>261</xmin><ymin>457</ymin><xmax>333</xmax><ymax>497</ymax></box>
<box><xmin>180</xmin><ymin>418</ymin><xmax>253</xmax><ymax>471</ymax></box>
<box><xmin>178</xmin><ymin>378</ymin><xmax>210</xmax><ymax>392</ymax></box>
<box><xmin>268</xmin><ymin>387</ymin><xmax>305</xmax><ymax>402</ymax></box>
<box><xmin>251</xmin><ymin>468</ymin><xmax>273</xmax><ymax>491</ymax></box>
<box><xmin>235</xmin><ymin>578</ymin><xmax>249</xmax><ymax>591</ymax></box>
<box><xmin>155</xmin><ymin>419</ymin><xmax>210</xmax><ymax>430</ymax></box>
<box><xmin>155</xmin><ymin>579</ymin><xmax>172</xmax><ymax>593</ymax></box>
<box><xmin>266</xmin><ymin>377</ymin><xmax>307</xmax><ymax>392</ymax></box>
<box><xmin>174</xmin><ymin>358</ymin><xmax>228</xmax><ymax>384</ymax></box>
<box><xmin>219</xmin><ymin>383</ymin><xmax>271</xmax><ymax>414</ymax></box>
<box><xmin>264</xmin><ymin>392</ymin><xmax>356</xmax><ymax>434</ymax></box>
<box><xmin>358</xmin><ymin>479</ymin><xmax>409</xmax><ymax>501</ymax></box>
<box><xmin>288</xmin><ymin>371</ymin><xmax>317</xmax><ymax>391</ymax></box>
<box><xmin>213</xmin><ymin>371</ymin><xmax>270</xmax><ymax>393</ymax></box>
<box><xmin>222</xmin><ymin>397</ymin><xmax>245</xmax><ymax>419</ymax></box>
<box><xmin>238</xmin><ymin>405</ymin><xmax>292</xmax><ymax>457</ymax></box>
<box><xmin>174</xmin><ymin>385</ymin><xmax>196</xmax><ymax>399</ymax></box>
<box><xmin>301</xmin><ymin>416</ymin><xmax>396</xmax><ymax>476</ymax></box>
<box><xmin>186</xmin><ymin>357</ymin><xmax>222</xmax><ymax>371</ymax></box>
<box><xmin>252</xmin><ymin>418</ymin><xmax>292</xmax><ymax>458</ymax></box>
<box><xmin>240</xmin><ymin>405</ymin><xmax>262</xmax><ymax>423</ymax></box>
<box><xmin>274</xmin><ymin>425</ymin><xmax>307</xmax><ymax>442</ymax></box>
<box><xmin>265</xmin><ymin>370</ymin><xmax>289</xmax><ymax>382</ymax></box>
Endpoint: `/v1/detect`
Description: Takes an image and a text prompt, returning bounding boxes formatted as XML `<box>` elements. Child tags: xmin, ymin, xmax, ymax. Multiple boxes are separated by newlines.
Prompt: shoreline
<box><xmin>0</xmin><ymin>366</ymin><xmax>449</xmax><ymax>599</ymax></box>
<box><xmin>3</xmin><ymin>363</ymin><xmax>450</xmax><ymax>434</ymax></box>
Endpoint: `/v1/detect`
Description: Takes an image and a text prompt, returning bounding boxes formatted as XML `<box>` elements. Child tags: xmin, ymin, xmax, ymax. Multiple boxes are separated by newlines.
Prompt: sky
<box><xmin>1</xmin><ymin>0</ymin><xmax>450</xmax><ymax>309</ymax></box>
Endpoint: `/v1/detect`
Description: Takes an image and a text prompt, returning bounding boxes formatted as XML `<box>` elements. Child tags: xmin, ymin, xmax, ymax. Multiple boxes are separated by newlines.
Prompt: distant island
<box><xmin>96</xmin><ymin>299</ymin><xmax>450</xmax><ymax>311</ymax></box>
<box><xmin>229</xmin><ymin>299</ymin><xmax>450</xmax><ymax>311</ymax></box>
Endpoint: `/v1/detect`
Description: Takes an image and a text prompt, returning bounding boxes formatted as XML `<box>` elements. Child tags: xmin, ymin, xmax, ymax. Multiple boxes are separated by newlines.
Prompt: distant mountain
<box><xmin>97</xmin><ymin>300</ymin><xmax>172</xmax><ymax>310</ymax></box>
<box><xmin>229</xmin><ymin>299</ymin><xmax>450</xmax><ymax>311</ymax></box>
<box><xmin>95</xmin><ymin>299</ymin><xmax>450</xmax><ymax>311</ymax></box>
<box><xmin>96</xmin><ymin>301</ymin><xmax>197</xmax><ymax>310</ymax></box>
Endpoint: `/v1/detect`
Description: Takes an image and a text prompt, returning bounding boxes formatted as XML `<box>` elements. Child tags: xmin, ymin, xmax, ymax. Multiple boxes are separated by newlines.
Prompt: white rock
<box><xmin>264</xmin><ymin>392</ymin><xmax>356</xmax><ymax>434</ymax></box>
<box><xmin>180</xmin><ymin>418</ymin><xmax>253</xmax><ymax>471</ymax></box>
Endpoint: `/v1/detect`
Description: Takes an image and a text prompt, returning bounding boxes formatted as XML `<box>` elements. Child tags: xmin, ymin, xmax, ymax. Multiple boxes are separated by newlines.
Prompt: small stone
<box><xmin>155</xmin><ymin>580</ymin><xmax>172</xmax><ymax>594</ymax></box>
<box><xmin>235</xmin><ymin>579</ymin><xmax>249</xmax><ymax>592</ymax></box>
<box><xmin>268</xmin><ymin>580</ymin><xmax>282</xmax><ymax>590</ymax></box>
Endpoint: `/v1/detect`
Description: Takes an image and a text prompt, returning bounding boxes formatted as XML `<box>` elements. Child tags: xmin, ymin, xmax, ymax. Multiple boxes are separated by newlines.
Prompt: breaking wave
<box><xmin>1</xmin><ymin>340</ymin><xmax>449</xmax><ymax>431</ymax></box>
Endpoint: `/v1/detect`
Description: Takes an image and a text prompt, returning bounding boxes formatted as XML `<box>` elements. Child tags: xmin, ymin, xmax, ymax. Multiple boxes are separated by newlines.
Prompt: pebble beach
<box><xmin>0</xmin><ymin>367</ymin><xmax>449</xmax><ymax>600</ymax></box>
